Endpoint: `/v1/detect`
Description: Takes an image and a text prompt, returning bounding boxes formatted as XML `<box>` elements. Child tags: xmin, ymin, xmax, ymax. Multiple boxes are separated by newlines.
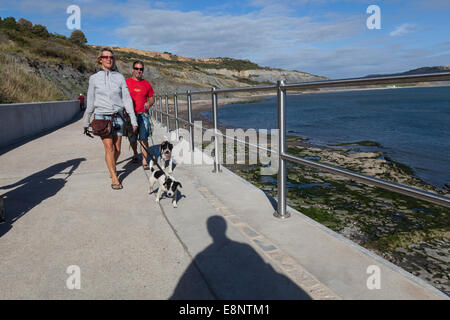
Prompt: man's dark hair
<box><xmin>133</xmin><ymin>60</ymin><xmax>144</xmax><ymax>68</ymax></box>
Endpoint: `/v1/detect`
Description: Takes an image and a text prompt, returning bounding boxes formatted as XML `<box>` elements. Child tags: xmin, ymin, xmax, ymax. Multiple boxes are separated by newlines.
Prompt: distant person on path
<box><xmin>78</xmin><ymin>93</ymin><xmax>85</xmax><ymax>111</ymax></box>
<box><xmin>126</xmin><ymin>60</ymin><xmax>155</xmax><ymax>170</ymax></box>
<box><xmin>82</xmin><ymin>48</ymin><xmax>138</xmax><ymax>190</ymax></box>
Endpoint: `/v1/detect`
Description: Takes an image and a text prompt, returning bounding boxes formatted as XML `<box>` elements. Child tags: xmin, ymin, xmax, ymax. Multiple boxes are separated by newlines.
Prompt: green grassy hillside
<box><xmin>0</xmin><ymin>17</ymin><xmax>96</xmax><ymax>103</ymax></box>
<box><xmin>0</xmin><ymin>52</ymin><xmax>67</xmax><ymax>103</ymax></box>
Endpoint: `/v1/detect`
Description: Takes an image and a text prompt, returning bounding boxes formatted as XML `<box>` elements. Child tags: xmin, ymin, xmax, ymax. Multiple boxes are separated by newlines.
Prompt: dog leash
<box><xmin>84</xmin><ymin>128</ymin><xmax>168</xmax><ymax>176</ymax></box>
<box><xmin>132</xmin><ymin>115</ymin><xmax>171</xmax><ymax>177</ymax></box>
<box><xmin>83</xmin><ymin>112</ymin><xmax>169</xmax><ymax>177</ymax></box>
<box><xmin>119</xmin><ymin>112</ymin><xmax>170</xmax><ymax>177</ymax></box>
<box><xmin>138</xmin><ymin>139</ymin><xmax>170</xmax><ymax>177</ymax></box>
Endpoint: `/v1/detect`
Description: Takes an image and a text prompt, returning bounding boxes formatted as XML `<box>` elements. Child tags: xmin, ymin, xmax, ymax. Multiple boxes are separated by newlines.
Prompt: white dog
<box><xmin>148</xmin><ymin>167</ymin><xmax>182</xmax><ymax>208</ymax></box>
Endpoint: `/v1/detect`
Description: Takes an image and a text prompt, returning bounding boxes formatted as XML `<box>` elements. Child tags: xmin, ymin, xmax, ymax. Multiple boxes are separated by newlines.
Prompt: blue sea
<box><xmin>202</xmin><ymin>86</ymin><xmax>450</xmax><ymax>189</ymax></box>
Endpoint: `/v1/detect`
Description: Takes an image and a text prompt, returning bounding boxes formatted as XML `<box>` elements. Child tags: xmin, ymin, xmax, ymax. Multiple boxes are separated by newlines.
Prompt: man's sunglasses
<box><xmin>133</xmin><ymin>67</ymin><xmax>144</xmax><ymax>71</ymax></box>
<box><xmin>101</xmin><ymin>56</ymin><xmax>114</xmax><ymax>60</ymax></box>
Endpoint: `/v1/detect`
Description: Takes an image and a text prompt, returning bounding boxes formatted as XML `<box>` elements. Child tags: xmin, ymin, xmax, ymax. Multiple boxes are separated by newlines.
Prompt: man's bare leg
<box><xmin>140</xmin><ymin>140</ymin><xmax>150</xmax><ymax>165</ymax></box>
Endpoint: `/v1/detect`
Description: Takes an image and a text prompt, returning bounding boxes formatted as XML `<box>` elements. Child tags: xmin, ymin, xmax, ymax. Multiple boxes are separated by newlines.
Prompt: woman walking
<box><xmin>83</xmin><ymin>48</ymin><xmax>138</xmax><ymax>190</ymax></box>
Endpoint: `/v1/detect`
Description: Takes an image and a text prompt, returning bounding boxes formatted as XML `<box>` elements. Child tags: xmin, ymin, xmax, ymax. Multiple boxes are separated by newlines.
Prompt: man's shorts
<box><xmin>129</xmin><ymin>113</ymin><xmax>151</xmax><ymax>142</ymax></box>
<box><xmin>94</xmin><ymin>113</ymin><xmax>124</xmax><ymax>136</ymax></box>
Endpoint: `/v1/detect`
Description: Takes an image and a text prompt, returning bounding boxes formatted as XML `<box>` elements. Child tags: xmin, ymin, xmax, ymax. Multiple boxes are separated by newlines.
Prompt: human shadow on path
<box><xmin>0</xmin><ymin>158</ymin><xmax>85</xmax><ymax>238</ymax></box>
<box><xmin>116</xmin><ymin>156</ymin><xmax>141</xmax><ymax>185</ymax></box>
<box><xmin>170</xmin><ymin>215</ymin><xmax>311</xmax><ymax>300</ymax></box>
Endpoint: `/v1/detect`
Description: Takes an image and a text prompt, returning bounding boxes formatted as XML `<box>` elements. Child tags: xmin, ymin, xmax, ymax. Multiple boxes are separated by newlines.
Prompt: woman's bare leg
<box><xmin>113</xmin><ymin>135</ymin><xmax>122</xmax><ymax>164</ymax></box>
<box><xmin>102</xmin><ymin>136</ymin><xmax>120</xmax><ymax>185</ymax></box>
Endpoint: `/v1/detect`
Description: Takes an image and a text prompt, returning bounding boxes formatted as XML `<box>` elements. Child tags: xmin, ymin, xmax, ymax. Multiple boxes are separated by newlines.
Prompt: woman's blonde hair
<box><xmin>96</xmin><ymin>47</ymin><xmax>118</xmax><ymax>71</ymax></box>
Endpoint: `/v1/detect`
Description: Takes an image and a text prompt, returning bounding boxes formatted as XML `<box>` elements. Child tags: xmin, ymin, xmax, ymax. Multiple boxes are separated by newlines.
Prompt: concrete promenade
<box><xmin>0</xmin><ymin>113</ymin><xmax>447</xmax><ymax>299</ymax></box>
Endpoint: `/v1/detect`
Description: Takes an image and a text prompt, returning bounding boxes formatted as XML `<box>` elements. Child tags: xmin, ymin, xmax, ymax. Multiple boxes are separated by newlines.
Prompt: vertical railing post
<box><xmin>151</xmin><ymin>96</ymin><xmax>154</xmax><ymax>121</ymax></box>
<box><xmin>274</xmin><ymin>80</ymin><xmax>290</xmax><ymax>219</ymax></box>
<box><xmin>156</xmin><ymin>96</ymin><xmax>159</xmax><ymax>123</ymax></box>
<box><xmin>187</xmin><ymin>90</ymin><xmax>194</xmax><ymax>152</ymax></box>
<box><xmin>174</xmin><ymin>93</ymin><xmax>179</xmax><ymax>139</ymax></box>
<box><xmin>159</xmin><ymin>96</ymin><xmax>163</xmax><ymax>124</ymax></box>
<box><xmin>150</xmin><ymin>95</ymin><xmax>154</xmax><ymax>122</ymax></box>
<box><xmin>154</xmin><ymin>95</ymin><xmax>158</xmax><ymax>122</ymax></box>
<box><xmin>211</xmin><ymin>87</ymin><xmax>221</xmax><ymax>173</ymax></box>
<box><xmin>165</xmin><ymin>94</ymin><xmax>169</xmax><ymax>132</ymax></box>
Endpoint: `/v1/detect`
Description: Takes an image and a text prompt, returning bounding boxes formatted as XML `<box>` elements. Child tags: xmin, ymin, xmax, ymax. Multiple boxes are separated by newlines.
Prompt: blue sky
<box><xmin>1</xmin><ymin>0</ymin><xmax>449</xmax><ymax>78</ymax></box>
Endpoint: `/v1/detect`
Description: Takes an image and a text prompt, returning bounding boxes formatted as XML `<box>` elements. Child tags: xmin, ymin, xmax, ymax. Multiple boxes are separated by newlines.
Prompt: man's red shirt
<box><xmin>126</xmin><ymin>78</ymin><xmax>155</xmax><ymax>113</ymax></box>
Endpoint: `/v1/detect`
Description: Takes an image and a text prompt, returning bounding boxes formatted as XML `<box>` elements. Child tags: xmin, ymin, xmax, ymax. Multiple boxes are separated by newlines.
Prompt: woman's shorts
<box><xmin>129</xmin><ymin>113</ymin><xmax>151</xmax><ymax>142</ymax></box>
<box><xmin>94</xmin><ymin>114</ymin><xmax>124</xmax><ymax>136</ymax></box>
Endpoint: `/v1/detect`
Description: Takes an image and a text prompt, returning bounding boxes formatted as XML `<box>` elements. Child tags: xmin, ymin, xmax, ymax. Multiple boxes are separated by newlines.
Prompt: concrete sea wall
<box><xmin>0</xmin><ymin>100</ymin><xmax>79</xmax><ymax>149</ymax></box>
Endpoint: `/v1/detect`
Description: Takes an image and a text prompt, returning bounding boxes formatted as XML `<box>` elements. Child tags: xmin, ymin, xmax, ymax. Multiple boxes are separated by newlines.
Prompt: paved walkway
<box><xmin>0</xmin><ymin>114</ymin><xmax>447</xmax><ymax>299</ymax></box>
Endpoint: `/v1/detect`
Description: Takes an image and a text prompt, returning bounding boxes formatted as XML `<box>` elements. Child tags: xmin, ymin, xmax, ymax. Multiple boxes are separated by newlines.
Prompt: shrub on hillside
<box><xmin>114</xmin><ymin>50</ymin><xmax>149</xmax><ymax>62</ymax></box>
<box><xmin>185</xmin><ymin>57</ymin><xmax>262</xmax><ymax>72</ymax></box>
<box><xmin>217</xmin><ymin>58</ymin><xmax>260</xmax><ymax>71</ymax></box>
<box><xmin>31</xmin><ymin>24</ymin><xmax>49</xmax><ymax>38</ymax></box>
<box><xmin>0</xmin><ymin>17</ymin><xmax>17</xmax><ymax>29</ymax></box>
<box><xmin>30</xmin><ymin>41</ymin><xmax>90</xmax><ymax>72</ymax></box>
<box><xmin>53</xmin><ymin>34</ymin><xmax>68</xmax><ymax>40</ymax></box>
<box><xmin>69</xmin><ymin>30</ymin><xmax>87</xmax><ymax>46</ymax></box>
<box><xmin>18</xmin><ymin>18</ymin><xmax>33</xmax><ymax>30</ymax></box>
<box><xmin>2</xmin><ymin>29</ymin><xmax>29</xmax><ymax>47</ymax></box>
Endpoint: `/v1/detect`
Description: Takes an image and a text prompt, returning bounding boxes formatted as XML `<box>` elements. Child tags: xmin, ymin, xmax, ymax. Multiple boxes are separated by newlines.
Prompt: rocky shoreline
<box><xmin>236</xmin><ymin>139</ymin><xmax>449</xmax><ymax>294</ymax></box>
<box><xmin>169</xmin><ymin>96</ymin><xmax>450</xmax><ymax>295</ymax></box>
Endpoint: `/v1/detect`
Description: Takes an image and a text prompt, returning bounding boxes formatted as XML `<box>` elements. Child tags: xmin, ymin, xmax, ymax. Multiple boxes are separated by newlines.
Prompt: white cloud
<box><xmin>390</xmin><ymin>23</ymin><xmax>417</xmax><ymax>37</ymax></box>
<box><xmin>260</xmin><ymin>42</ymin><xmax>450</xmax><ymax>79</ymax></box>
<box><xmin>115</xmin><ymin>5</ymin><xmax>363</xmax><ymax>59</ymax></box>
<box><xmin>95</xmin><ymin>2</ymin><xmax>445</xmax><ymax>78</ymax></box>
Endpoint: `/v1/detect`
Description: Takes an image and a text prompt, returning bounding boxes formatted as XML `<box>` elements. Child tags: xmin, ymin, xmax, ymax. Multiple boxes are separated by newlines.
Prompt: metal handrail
<box><xmin>151</xmin><ymin>72</ymin><xmax>450</xmax><ymax>217</ymax></box>
<box><xmin>157</xmin><ymin>72</ymin><xmax>450</xmax><ymax>96</ymax></box>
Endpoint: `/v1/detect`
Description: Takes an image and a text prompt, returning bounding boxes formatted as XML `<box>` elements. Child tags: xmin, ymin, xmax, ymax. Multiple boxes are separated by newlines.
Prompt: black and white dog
<box><xmin>148</xmin><ymin>167</ymin><xmax>182</xmax><ymax>208</ymax></box>
<box><xmin>156</xmin><ymin>140</ymin><xmax>173</xmax><ymax>173</ymax></box>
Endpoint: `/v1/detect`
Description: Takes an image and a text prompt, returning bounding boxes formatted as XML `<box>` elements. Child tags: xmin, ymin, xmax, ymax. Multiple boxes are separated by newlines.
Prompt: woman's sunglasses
<box><xmin>101</xmin><ymin>56</ymin><xmax>114</xmax><ymax>60</ymax></box>
<box><xmin>133</xmin><ymin>67</ymin><xmax>144</xmax><ymax>71</ymax></box>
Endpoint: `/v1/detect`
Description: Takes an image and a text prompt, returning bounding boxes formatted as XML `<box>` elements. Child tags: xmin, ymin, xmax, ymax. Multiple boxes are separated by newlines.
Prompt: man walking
<box><xmin>126</xmin><ymin>61</ymin><xmax>155</xmax><ymax>169</ymax></box>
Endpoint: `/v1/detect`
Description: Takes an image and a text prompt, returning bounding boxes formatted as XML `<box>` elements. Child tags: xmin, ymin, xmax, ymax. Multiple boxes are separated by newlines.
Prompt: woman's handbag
<box><xmin>90</xmin><ymin>117</ymin><xmax>113</xmax><ymax>137</ymax></box>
